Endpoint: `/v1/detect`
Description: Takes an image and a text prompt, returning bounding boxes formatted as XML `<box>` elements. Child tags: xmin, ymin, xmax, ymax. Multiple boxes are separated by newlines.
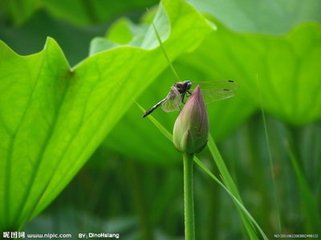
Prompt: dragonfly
<box><xmin>142</xmin><ymin>79</ymin><xmax>237</xmax><ymax>118</ymax></box>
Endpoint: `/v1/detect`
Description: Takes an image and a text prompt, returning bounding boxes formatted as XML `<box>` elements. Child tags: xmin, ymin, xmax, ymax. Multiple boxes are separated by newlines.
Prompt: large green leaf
<box><xmin>0</xmin><ymin>0</ymin><xmax>214</xmax><ymax>230</ymax></box>
<box><xmin>185</xmin><ymin>0</ymin><xmax>321</xmax><ymax>124</ymax></box>
<box><xmin>183</xmin><ymin>22</ymin><xmax>321</xmax><ymax>125</ymax></box>
<box><xmin>189</xmin><ymin>0</ymin><xmax>321</xmax><ymax>34</ymax></box>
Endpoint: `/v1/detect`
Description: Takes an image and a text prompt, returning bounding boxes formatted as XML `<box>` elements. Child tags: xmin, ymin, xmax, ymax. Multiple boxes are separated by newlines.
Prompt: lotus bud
<box><xmin>173</xmin><ymin>86</ymin><xmax>209</xmax><ymax>154</ymax></box>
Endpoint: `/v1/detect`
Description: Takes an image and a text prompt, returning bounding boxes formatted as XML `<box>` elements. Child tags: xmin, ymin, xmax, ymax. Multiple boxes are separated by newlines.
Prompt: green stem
<box><xmin>183</xmin><ymin>153</ymin><xmax>195</xmax><ymax>240</ymax></box>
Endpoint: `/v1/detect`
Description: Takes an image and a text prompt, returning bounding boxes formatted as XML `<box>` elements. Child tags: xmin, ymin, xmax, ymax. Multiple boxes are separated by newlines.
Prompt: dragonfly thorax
<box><xmin>174</xmin><ymin>80</ymin><xmax>192</xmax><ymax>94</ymax></box>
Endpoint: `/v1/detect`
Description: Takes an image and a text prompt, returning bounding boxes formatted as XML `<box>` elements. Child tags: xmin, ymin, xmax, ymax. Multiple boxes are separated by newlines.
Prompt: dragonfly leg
<box><xmin>181</xmin><ymin>91</ymin><xmax>192</xmax><ymax>104</ymax></box>
<box><xmin>181</xmin><ymin>93</ymin><xmax>186</xmax><ymax>103</ymax></box>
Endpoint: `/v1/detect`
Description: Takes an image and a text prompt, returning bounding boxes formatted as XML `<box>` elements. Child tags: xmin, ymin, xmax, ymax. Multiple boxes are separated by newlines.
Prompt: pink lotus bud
<box><xmin>173</xmin><ymin>86</ymin><xmax>209</xmax><ymax>154</ymax></box>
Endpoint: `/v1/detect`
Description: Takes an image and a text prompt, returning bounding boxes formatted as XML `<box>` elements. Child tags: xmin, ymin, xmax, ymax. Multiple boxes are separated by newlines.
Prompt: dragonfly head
<box><xmin>175</xmin><ymin>80</ymin><xmax>192</xmax><ymax>93</ymax></box>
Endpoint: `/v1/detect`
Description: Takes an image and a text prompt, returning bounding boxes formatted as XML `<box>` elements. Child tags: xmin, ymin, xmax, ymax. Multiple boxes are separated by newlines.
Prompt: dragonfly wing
<box><xmin>197</xmin><ymin>80</ymin><xmax>238</xmax><ymax>103</ymax></box>
<box><xmin>161</xmin><ymin>86</ymin><xmax>182</xmax><ymax>112</ymax></box>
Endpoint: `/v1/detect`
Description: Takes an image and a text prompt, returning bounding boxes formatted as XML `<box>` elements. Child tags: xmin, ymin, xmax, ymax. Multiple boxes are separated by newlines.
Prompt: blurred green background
<box><xmin>0</xmin><ymin>0</ymin><xmax>321</xmax><ymax>239</ymax></box>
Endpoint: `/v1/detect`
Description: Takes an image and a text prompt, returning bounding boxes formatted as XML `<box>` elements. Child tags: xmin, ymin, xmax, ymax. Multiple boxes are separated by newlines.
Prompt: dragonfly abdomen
<box><xmin>143</xmin><ymin>98</ymin><xmax>167</xmax><ymax>118</ymax></box>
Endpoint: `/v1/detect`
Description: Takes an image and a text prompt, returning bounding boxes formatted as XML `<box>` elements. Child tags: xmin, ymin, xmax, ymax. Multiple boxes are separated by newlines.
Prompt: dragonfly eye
<box><xmin>186</xmin><ymin>81</ymin><xmax>192</xmax><ymax>90</ymax></box>
<box><xmin>175</xmin><ymin>81</ymin><xmax>192</xmax><ymax>93</ymax></box>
